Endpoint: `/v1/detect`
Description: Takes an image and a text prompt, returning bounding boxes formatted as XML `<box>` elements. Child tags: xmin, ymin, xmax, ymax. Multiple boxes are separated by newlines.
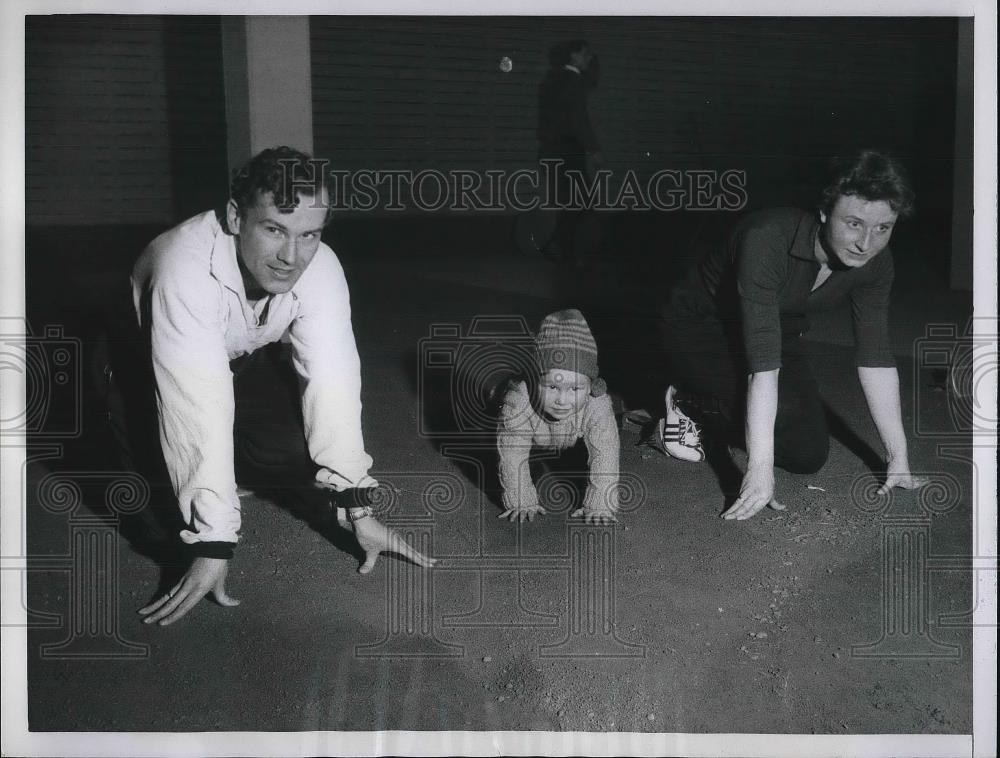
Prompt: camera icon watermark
<box><xmin>417</xmin><ymin>316</ymin><xmax>537</xmax><ymax>439</ymax></box>
<box><xmin>913</xmin><ymin>318</ymin><xmax>998</xmax><ymax>439</ymax></box>
<box><xmin>0</xmin><ymin>318</ymin><xmax>82</xmax><ymax>439</ymax></box>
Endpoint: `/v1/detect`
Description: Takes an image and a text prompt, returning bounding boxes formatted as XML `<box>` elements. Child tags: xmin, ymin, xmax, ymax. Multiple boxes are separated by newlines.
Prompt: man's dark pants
<box><xmin>106</xmin><ymin>339</ymin><xmax>318</xmax><ymax>540</ymax></box>
<box><xmin>540</xmin><ymin>152</ymin><xmax>591</xmax><ymax>261</ymax></box>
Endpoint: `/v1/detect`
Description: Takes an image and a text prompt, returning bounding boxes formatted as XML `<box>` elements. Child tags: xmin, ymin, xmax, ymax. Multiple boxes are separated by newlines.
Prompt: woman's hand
<box><xmin>858</xmin><ymin>367</ymin><xmax>927</xmax><ymax>496</ymax></box>
<box><xmin>878</xmin><ymin>456</ymin><xmax>930</xmax><ymax>495</ymax></box>
<box><xmin>723</xmin><ymin>465</ymin><xmax>786</xmax><ymax>521</ymax></box>
<box><xmin>731</xmin><ymin>369</ymin><xmax>782</xmax><ymax>522</ymax></box>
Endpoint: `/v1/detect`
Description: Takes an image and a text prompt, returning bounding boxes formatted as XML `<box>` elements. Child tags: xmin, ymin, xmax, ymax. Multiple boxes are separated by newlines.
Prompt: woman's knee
<box><xmin>774</xmin><ymin>398</ymin><xmax>829</xmax><ymax>474</ymax></box>
<box><xmin>776</xmin><ymin>434</ymin><xmax>829</xmax><ymax>475</ymax></box>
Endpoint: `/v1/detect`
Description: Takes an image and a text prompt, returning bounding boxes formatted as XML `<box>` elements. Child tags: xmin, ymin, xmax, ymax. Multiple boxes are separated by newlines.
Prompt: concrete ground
<box><xmin>23</xmin><ymin>213</ymin><xmax>974</xmax><ymax>738</ymax></box>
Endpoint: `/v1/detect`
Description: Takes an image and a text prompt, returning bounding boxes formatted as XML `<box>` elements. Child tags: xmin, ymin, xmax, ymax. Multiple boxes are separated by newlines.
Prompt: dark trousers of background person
<box><xmin>539</xmin><ymin>152</ymin><xmax>595</xmax><ymax>262</ymax></box>
<box><xmin>659</xmin><ymin>309</ymin><xmax>830</xmax><ymax>475</ymax></box>
<box><xmin>105</xmin><ymin>337</ymin><xmax>322</xmax><ymax>544</ymax></box>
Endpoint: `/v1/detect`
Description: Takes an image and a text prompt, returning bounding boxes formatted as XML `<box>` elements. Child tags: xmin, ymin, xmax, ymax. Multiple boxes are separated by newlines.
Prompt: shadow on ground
<box><xmin>22</xmin><ymin>212</ymin><xmax>974</xmax><ymax>734</ymax></box>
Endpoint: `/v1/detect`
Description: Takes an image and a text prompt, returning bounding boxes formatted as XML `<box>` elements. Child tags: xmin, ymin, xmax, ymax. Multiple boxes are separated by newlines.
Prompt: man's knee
<box><xmin>235</xmin><ymin>426</ymin><xmax>311</xmax><ymax>479</ymax></box>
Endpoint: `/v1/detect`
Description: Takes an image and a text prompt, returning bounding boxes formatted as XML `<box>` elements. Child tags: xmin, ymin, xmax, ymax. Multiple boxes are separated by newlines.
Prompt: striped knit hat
<box><xmin>534</xmin><ymin>309</ymin><xmax>600</xmax><ymax>381</ymax></box>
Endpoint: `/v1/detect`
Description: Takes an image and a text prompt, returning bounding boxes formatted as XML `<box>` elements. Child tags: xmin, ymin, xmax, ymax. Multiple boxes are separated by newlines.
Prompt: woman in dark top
<box><xmin>657</xmin><ymin>150</ymin><xmax>928</xmax><ymax>520</ymax></box>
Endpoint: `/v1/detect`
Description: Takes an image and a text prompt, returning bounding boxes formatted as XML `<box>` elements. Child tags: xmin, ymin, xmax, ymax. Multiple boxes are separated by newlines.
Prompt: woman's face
<box><xmin>819</xmin><ymin>194</ymin><xmax>898</xmax><ymax>269</ymax></box>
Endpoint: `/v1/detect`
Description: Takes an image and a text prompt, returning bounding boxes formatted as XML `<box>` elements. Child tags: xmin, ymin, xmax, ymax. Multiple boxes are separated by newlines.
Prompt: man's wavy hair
<box><xmin>229</xmin><ymin>146</ymin><xmax>332</xmax><ymax>224</ymax></box>
<box><xmin>819</xmin><ymin>150</ymin><xmax>915</xmax><ymax>218</ymax></box>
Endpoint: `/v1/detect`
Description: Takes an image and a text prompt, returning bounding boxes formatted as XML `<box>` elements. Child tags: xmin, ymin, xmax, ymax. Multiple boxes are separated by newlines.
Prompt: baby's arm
<box><xmin>574</xmin><ymin>393</ymin><xmax>621</xmax><ymax>525</ymax></box>
<box><xmin>497</xmin><ymin>381</ymin><xmax>545</xmax><ymax>522</ymax></box>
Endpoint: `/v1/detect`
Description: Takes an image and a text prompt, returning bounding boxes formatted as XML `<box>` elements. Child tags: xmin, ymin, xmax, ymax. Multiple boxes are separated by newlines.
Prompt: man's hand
<box><xmin>497</xmin><ymin>502</ymin><xmax>546</xmax><ymax>523</ymax></box>
<box><xmin>723</xmin><ymin>465</ymin><xmax>786</xmax><ymax>521</ymax></box>
<box><xmin>877</xmin><ymin>457</ymin><xmax>930</xmax><ymax>495</ymax></box>
<box><xmin>570</xmin><ymin>506</ymin><xmax>617</xmax><ymax>526</ymax></box>
<box><xmin>138</xmin><ymin>556</ymin><xmax>239</xmax><ymax>626</ymax></box>
<box><xmin>340</xmin><ymin>512</ymin><xmax>437</xmax><ymax>575</ymax></box>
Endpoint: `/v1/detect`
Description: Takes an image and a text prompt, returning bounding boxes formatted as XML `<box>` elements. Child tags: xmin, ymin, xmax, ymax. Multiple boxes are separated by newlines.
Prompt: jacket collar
<box><xmin>790</xmin><ymin>212</ymin><xmax>821</xmax><ymax>262</ymax></box>
<box><xmin>209</xmin><ymin>212</ymin><xmax>248</xmax><ymax>298</ymax></box>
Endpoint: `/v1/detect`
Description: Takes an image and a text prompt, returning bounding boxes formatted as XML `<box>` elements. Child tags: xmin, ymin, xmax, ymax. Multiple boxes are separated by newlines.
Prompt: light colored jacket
<box><xmin>131</xmin><ymin>211</ymin><xmax>372</xmax><ymax>546</ymax></box>
<box><xmin>497</xmin><ymin>379</ymin><xmax>619</xmax><ymax>515</ymax></box>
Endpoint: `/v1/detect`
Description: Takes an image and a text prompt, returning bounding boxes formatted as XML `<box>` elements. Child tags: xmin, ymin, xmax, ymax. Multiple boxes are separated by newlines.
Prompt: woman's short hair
<box><xmin>230</xmin><ymin>145</ymin><xmax>331</xmax><ymax>223</ymax></box>
<box><xmin>820</xmin><ymin>150</ymin><xmax>916</xmax><ymax>218</ymax></box>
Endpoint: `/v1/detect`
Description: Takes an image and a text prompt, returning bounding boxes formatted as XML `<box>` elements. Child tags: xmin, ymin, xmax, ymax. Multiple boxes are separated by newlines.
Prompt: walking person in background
<box><xmin>520</xmin><ymin>39</ymin><xmax>605</xmax><ymax>265</ymax></box>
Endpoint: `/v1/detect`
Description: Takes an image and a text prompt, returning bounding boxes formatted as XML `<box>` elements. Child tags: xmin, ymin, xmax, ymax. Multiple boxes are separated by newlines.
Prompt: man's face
<box><xmin>569</xmin><ymin>46</ymin><xmax>593</xmax><ymax>71</ymax></box>
<box><xmin>538</xmin><ymin>368</ymin><xmax>591</xmax><ymax>421</ymax></box>
<box><xmin>819</xmin><ymin>194</ymin><xmax>898</xmax><ymax>269</ymax></box>
<box><xmin>227</xmin><ymin>190</ymin><xmax>329</xmax><ymax>296</ymax></box>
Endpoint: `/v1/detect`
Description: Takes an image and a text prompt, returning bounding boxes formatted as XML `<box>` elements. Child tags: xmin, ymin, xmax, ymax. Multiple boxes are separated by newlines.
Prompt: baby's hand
<box><xmin>571</xmin><ymin>506</ymin><xmax>617</xmax><ymax>526</ymax></box>
<box><xmin>498</xmin><ymin>501</ymin><xmax>546</xmax><ymax>523</ymax></box>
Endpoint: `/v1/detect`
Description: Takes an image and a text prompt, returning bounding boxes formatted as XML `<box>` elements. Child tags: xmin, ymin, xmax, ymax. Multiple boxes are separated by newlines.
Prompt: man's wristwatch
<box><xmin>346</xmin><ymin>505</ymin><xmax>374</xmax><ymax>523</ymax></box>
<box><xmin>316</xmin><ymin>482</ymin><xmax>391</xmax><ymax>519</ymax></box>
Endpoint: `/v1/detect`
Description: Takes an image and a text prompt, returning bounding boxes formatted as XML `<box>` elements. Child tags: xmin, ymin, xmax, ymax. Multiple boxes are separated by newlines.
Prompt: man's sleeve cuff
<box><xmin>328</xmin><ymin>486</ymin><xmax>378</xmax><ymax>510</ymax></box>
<box><xmin>185</xmin><ymin>541</ymin><xmax>235</xmax><ymax>559</ymax></box>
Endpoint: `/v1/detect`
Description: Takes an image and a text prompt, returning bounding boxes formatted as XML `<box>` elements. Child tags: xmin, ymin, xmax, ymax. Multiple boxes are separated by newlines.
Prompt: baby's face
<box><xmin>537</xmin><ymin>369</ymin><xmax>591</xmax><ymax>421</ymax></box>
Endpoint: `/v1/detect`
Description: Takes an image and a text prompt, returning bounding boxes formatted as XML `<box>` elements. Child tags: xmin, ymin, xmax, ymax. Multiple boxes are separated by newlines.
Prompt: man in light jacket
<box><xmin>131</xmin><ymin>146</ymin><xmax>434</xmax><ymax>626</ymax></box>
